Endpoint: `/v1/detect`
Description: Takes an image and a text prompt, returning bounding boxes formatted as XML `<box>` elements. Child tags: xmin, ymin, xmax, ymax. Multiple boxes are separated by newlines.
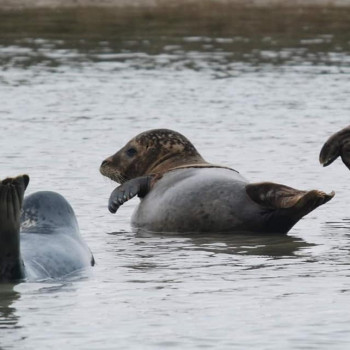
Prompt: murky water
<box><xmin>1</xmin><ymin>5</ymin><xmax>350</xmax><ymax>349</ymax></box>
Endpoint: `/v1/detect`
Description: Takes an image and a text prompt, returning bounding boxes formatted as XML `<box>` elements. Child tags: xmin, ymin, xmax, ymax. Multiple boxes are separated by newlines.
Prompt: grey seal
<box><xmin>100</xmin><ymin>129</ymin><xmax>334</xmax><ymax>234</ymax></box>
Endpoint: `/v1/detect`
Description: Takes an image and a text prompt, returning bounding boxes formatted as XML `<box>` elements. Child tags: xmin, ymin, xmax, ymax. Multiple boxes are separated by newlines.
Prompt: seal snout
<box><xmin>101</xmin><ymin>159</ymin><xmax>110</xmax><ymax>168</ymax></box>
<box><xmin>100</xmin><ymin>157</ymin><xmax>112</xmax><ymax>174</ymax></box>
<box><xmin>100</xmin><ymin>157</ymin><xmax>123</xmax><ymax>183</ymax></box>
<box><xmin>100</xmin><ymin>155</ymin><xmax>114</xmax><ymax>169</ymax></box>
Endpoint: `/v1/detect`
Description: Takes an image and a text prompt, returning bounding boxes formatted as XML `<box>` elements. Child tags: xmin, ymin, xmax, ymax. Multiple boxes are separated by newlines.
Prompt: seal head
<box><xmin>100</xmin><ymin>129</ymin><xmax>209</xmax><ymax>184</ymax></box>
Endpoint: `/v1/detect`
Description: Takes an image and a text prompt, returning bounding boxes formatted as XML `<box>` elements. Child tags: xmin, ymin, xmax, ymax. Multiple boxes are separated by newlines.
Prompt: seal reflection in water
<box><xmin>320</xmin><ymin>125</ymin><xmax>350</xmax><ymax>170</ymax></box>
<box><xmin>100</xmin><ymin>129</ymin><xmax>334</xmax><ymax>234</ymax></box>
<box><xmin>0</xmin><ymin>175</ymin><xmax>94</xmax><ymax>282</ymax></box>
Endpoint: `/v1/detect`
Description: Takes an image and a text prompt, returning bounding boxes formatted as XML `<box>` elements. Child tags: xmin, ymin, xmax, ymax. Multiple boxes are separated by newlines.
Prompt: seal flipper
<box><xmin>108</xmin><ymin>175</ymin><xmax>154</xmax><ymax>213</ymax></box>
<box><xmin>0</xmin><ymin>175</ymin><xmax>29</xmax><ymax>282</ymax></box>
<box><xmin>320</xmin><ymin>125</ymin><xmax>350</xmax><ymax>169</ymax></box>
<box><xmin>246</xmin><ymin>182</ymin><xmax>335</xmax><ymax>233</ymax></box>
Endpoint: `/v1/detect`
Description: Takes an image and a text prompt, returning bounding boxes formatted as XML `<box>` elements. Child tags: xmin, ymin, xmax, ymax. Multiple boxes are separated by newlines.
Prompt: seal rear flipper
<box><xmin>246</xmin><ymin>182</ymin><xmax>335</xmax><ymax>233</ymax></box>
<box><xmin>320</xmin><ymin>125</ymin><xmax>350</xmax><ymax>169</ymax></box>
<box><xmin>0</xmin><ymin>175</ymin><xmax>29</xmax><ymax>281</ymax></box>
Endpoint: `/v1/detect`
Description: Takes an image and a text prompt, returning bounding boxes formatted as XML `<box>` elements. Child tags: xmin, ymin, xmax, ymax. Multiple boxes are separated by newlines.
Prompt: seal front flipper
<box><xmin>246</xmin><ymin>182</ymin><xmax>335</xmax><ymax>233</ymax></box>
<box><xmin>0</xmin><ymin>175</ymin><xmax>29</xmax><ymax>282</ymax></box>
<box><xmin>108</xmin><ymin>175</ymin><xmax>154</xmax><ymax>213</ymax></box>
<box><xmin>320</xmin><ymin>125</ymin><xmax>350</xmax><ymax>169</ymax></box>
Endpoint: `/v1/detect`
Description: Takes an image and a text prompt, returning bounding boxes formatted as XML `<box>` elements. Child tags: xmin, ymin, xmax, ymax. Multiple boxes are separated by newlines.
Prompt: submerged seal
<box><xmin>0</xmin><ymin>175</ymin><xmax>94</xmax><ymax>282</ymax></box>
<box><xmin>100</xmin><ymin>129</ymin><xmax>334</xmax><ymax>234</ymax></box>
<box><xmin>320</xmin><ymin>125</ymin><xmax>350</xmax><ymax>170</ymax></box>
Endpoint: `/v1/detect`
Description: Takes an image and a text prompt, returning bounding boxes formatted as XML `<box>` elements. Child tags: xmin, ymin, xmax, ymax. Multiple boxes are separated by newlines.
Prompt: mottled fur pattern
<box><xmin>135</xmin><ymin>129</ymin><xmax>199</xmax><ymax>156</ymax></box>
<box><xmin>100</xmin><ymin>129</ymin><xmax>208</xmax><ymax>184</ymax></box>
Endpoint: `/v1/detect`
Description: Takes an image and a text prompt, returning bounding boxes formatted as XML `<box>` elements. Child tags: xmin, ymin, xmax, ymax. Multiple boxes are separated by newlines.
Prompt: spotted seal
<box><xmin>0</xmin><ymin>175</ymin><xmax>94</xmax><ymax>282</ymax></box>
<box><xmin>100</xmin><ymin>129</ymin><xmax>334</xmax><ymax>234</ymax></box>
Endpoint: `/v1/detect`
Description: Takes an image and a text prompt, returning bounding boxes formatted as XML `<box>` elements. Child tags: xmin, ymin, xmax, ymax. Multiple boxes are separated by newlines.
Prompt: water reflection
<box><xmin>187</xmin><ymin>233</ymin><xmax>313</xmax><ymax>257</ymax></box>
<box><xmin>0</xmin><ymin>284</ymin><xmax>20</xmax><ymax>330</ymax></box>
<box><xmin>132</xmin><ymin>231</ymin><xmax>313</xmax><ymax>258</ymax></box>
<box><xmin>325</xmin><ymin>218</ymin><xmax>350</xmax><ymax>230</ymax></box>
<box><xmin>0</xmin><ymin>276</ymin><xmax>87</xmax><ymax>334</ymax></box>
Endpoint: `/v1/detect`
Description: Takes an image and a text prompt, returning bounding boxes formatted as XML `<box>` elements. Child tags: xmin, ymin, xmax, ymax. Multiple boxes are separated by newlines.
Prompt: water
<box><xmin>1</xmin><ymin>5</ymin><xmax>350</xmax><ymax>349</ymax></box>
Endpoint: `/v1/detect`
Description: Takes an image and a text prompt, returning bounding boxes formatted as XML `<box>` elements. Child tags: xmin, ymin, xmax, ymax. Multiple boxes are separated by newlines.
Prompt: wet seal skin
<box><xmin>0</xmin><ymin>175</ymin><xmax>94</xmax><ymax>282</ymax></box>
<box><xmin>0</xmin><ymin>175</ymin><xmax>28</xmax><ymax>281</ymax></box>
<box><xmin>320</xmin><ymin>125</ymin><xmax>350</xmax><ymax>170</ymax></box>
<box><xmin>100</xmin><ymin>129</ymin><xmax>334</xmax><ymax>234</ymax></box>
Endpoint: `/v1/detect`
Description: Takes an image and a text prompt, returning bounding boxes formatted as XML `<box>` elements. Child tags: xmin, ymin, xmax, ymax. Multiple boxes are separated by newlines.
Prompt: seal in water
<box><xmin>0</xmin><ymin>175</ymin><xmax>94</xmax><ymax>282</ymax></box>
<box><xmin>100</xmin><ymin>129</ymin><xmax>334</xmax><ymax>234</ymax></box>
<box><xmin>320</xmin><ymin>125</ymin><xmax>350</xmax><ymax>170</ymax></box>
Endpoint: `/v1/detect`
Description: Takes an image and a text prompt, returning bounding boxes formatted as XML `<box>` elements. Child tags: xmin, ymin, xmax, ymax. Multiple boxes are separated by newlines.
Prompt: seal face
<box><xmin>0</xmin><ymin>175</ymin><xmax>94</xmax><ymax>282</ymax></box>
<box><xmin>101</xmin><ymin>129</ymin><xmax>334</xmax><ymax>234</ymax></box>
<box><xmin>100</xmin><ymin>129</ymin><xmax>208</xmax><ymax>184</ymax></box>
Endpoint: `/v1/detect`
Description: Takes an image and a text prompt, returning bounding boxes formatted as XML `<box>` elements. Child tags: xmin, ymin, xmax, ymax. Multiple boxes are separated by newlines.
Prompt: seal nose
<box><xmin>101</xmin><ymin>157</ymin><xmax>113</xmax><ymax>168</ymax></box>
<box><xmin>101</xmin><ymin>159</ymin><xmax>109</xmax><ymax>168</ymax></box>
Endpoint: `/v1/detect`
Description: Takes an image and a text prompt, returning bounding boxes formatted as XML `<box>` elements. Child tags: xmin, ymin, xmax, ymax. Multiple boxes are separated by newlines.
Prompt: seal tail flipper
<box><xmin>0</xmin><ymin>175</ymin><xmax>29</xmax><ymax>282</ymax></box>
<box><xmin>246</xmin><ymin>182</ymin><xmax>335</xmax><ymax>233</ymax></box>
<box><xmin>320</xmin><ymin>125</ymin><xmax>350</xmax><ymax>169</ymax></box>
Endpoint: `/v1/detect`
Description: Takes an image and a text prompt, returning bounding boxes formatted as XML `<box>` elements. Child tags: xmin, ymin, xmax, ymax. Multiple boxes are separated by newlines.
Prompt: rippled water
<box><xmin>1</xmin><ymin>5</ymin><xmax>350</xmax><ymax>349</ymax></box>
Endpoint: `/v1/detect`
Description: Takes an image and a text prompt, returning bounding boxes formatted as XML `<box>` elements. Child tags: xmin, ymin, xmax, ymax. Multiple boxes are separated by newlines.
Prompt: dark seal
<box><xmin>100</xmin><ymin>129</ymin><xmax>334</xmax><ymax>234</ymax></box>
<box><xmin>0</xmin><ymin>175</ymin><xmax>94</xmax><ymax>282</ymax></box>
<box><xmin>320</xmin><ymin>125</ymin><xmax>350</xmax><ymax>170</ymax></box>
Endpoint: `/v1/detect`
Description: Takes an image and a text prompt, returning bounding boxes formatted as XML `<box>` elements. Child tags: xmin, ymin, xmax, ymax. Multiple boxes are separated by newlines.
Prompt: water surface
<box><xmin>1</xmin><ymin>5</ymin><xmax>350</xmax><ymax>349</ymax></box>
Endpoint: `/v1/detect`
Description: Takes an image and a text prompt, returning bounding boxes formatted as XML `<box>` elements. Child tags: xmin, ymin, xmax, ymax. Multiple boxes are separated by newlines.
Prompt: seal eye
<box><xmin>126</xmin><ymin>148</ymin><xmax>137</xmax><ymax>157</ymax></box>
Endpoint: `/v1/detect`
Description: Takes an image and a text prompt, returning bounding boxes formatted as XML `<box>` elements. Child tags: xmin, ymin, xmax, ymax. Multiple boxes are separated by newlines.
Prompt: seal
<box><xmin>0</xmin><ymin>175</ymin><xmax>94</xmax><ymax>282</ymax></box>
<box><xmin>320</xmin><ymin>125</ymin><xmax>350</xmax><ymax>170</ymax></box>
<box><xmin>100</xmin><ymin>129</ymin><xmax>334</xmax><ymax>234</ymax></box>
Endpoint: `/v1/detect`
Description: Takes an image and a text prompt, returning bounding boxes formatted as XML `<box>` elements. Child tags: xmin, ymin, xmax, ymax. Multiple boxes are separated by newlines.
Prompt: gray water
<box><xmin>1</xmin><ymin>5</ymin><xmax>350</xmax><ymax>349</ymax></box>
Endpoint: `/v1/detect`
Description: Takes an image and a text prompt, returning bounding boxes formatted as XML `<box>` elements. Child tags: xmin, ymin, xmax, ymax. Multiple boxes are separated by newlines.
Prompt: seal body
<box><xmin>131</xmin><ymin>168</ymin><xmax>326</xmax><ymax>234</ymax></box>
<box><xmin>132</xmin><ymin>168</ymin><xmax>253</xmax><ymax>233</ymax></box>
<box><xmin>19</xmin><ymin>191</ymin><xmax>94</xmax><ymax>281</ymax></box>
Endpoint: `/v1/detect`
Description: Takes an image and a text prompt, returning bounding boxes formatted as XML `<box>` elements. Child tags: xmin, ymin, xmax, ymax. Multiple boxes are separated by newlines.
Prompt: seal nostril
<box><xmin>101</xmin><ymin>160</ymin><xmax>109</xmax><ymax>167</ymax></box>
